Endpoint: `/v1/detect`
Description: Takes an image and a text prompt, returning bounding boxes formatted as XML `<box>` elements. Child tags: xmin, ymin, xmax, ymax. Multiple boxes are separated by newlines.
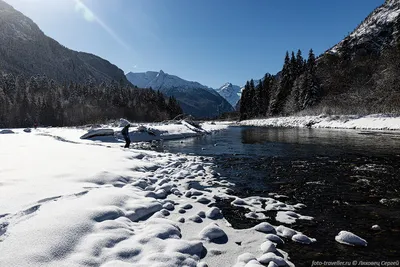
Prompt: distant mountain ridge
<box><xmin>126</xmin><ymin>70</ymin><xmax>234</xmax><ymax>118</ymax></box>
<box><xmin>0</xmin><ymin>0</ymin><xmax>129</xmax><ymax>85</ymax></box>
<box><xmin>127</xmin><ymin>70</ymin><xmax>211</xmax><ymax>93</ymax></box>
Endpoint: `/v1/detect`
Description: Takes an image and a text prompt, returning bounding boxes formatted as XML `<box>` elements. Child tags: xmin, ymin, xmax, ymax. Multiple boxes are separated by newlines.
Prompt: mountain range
<box><xmin>126</xmin><ymin>70</ymin><xmax>234</xmax><ymax>118</ymax></box>
<box><xmin>2</xmin><ymin>0</ymin><xmax>398</xmax><ymax>121</ymax></box>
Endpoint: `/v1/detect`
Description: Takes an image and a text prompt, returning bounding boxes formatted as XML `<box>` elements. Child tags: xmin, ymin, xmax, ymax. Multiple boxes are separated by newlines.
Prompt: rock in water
<box><xmin>371</xmin><ymin>225</ymin><xmax>381</xmax><ymax>231</ymax></box>
<box><xmin>335</xmin><ymin>231</ymin><xmax>367</xmax><ymax>246</ymax></box>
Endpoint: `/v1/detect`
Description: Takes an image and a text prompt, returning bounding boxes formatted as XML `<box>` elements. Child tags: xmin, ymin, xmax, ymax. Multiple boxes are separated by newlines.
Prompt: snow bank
<box><xmin>77</xmin><ymin>120</ymin><xmax>230</xmax><ymax>144</ymax></box>
<box><xmin>0</xmin><ymin>125</ymin><xmax>307</xmax><ymax>267</ymax></box>
<box><xmin>24</xmin><ymin>120</ymin><xmax>230</xmax><ymax>148</ymax></box>
<box><xmin>240</xmin><ymin>114</ymin><xmax>400</xmax><ymax>131</ymax></box>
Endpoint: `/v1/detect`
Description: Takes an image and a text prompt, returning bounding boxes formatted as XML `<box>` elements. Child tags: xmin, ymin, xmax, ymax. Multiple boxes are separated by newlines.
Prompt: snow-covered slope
<box><xmin>126</xmin><ymin>70</ymin><xmax>234</xmax><ymax>118</ymax></box>
<box><xmin>330</xmin><ymin>0</ymin><xmax>400</xmax><ymax>53</ymax></box>
<box><xmin>127</xmin><ymin>70</ymin><xmax>211</xmax><ymax>92</ymax></box>
<box><xmin>215</xmin><ymin>82</ymin><xmax>241</xmax><ymax>107</ymax></box>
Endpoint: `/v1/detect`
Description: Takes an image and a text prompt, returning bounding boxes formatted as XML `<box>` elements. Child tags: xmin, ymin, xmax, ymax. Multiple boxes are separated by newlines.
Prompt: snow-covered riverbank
<box><xmin>1</xmin><ymin>121</ymin><xmax>370</xmax><ymax>266</ymax></box>
<box><xmin>240</xmin><ymin>114</ymin><xmax>400</xmax><ymax>131</ymax></box>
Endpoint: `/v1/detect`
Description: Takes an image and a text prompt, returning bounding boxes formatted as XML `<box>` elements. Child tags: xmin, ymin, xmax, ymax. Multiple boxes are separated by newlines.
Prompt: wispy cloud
<box><xmin>73</xmin><ymin>0</ymin><xmax>131</xmax><ymax>51</ymax></box>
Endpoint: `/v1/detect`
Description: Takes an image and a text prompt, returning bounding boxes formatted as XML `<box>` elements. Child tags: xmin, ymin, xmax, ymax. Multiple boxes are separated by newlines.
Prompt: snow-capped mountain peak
<box><xmin>215</xmin><ymin>82</ymin><xmax>241</xmax><ymax>107</ymax></box>
<box><xmin>221</xmin><ymin>82</ymin><xmax>232</xmax><ymax>88</ymax></box>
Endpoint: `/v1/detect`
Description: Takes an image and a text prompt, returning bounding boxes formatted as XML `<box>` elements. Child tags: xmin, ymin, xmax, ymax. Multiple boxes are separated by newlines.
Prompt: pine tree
<box><xmin>307</xmin><ymin>49</ymin><xmax>316</xmax><ymax>73</ymax></box>
<box><xmin>284</xmin><ymin>51</ymin><xmax>290</xmax><ymax>70</ymax></box>
<box><xmin>296</xmin><ymin>49</ymin><xmax>304</xmax><ymax>75</ymax></box>
<box><xmin>261</xmin><ymin>74</ymin><xmax>273</xmax><ymax>116</ymax></box>
<box><xmin>301</xmin><ymin>49</ymin><xmax>320</xmax><ymax>109</ymax></box>
<box><xmin>254</xmin><ymin>80</ymin><xmax>263</xmax><ymax>117</ymax></box>
<box><xmin>0</xmin><ymin>88</ymin><xmax>8</xmax><ymax>127</ymax></box>
<box><xmin>3</xmin><ymin>73</ymin><xmax>16</xmax><ymax>97</ymax></box>
<box><xmin>240</xmin><ymin>81</ymin><xmax>250</xmax><ymax>120</ymax></box>
<box><xmin>271</xmin><ymin>52</ymin><xmax>293</xmax><ymax>115</ymax></box>
<box><xmin>340</xmin><ymin>38</ymin><xmax>352</xmax><ymax>63</ymax></box>
<box><xmin>248</xmin><ymin>79</ymin><xmax>256</xmax><ymax>117</ymax></box>
<box><xmin>290</xmin><ymin>51</ymin><xmax>297</xmax><ymax>76</ymax></box>
<box><xmin>167</xmin><ymin>96</ymin><xmax>182</xmax><ymax>119</ymax></box>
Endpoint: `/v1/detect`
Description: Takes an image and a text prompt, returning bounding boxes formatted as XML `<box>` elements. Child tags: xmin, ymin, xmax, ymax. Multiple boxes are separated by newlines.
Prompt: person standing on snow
<box><xmin>121</xmin><ymin>124</ymin><xmax>131</xmax><ymax>148</ymax></box>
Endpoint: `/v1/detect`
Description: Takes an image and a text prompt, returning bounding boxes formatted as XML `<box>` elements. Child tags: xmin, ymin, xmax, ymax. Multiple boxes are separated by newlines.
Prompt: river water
<box><xmin>162</xmin><ymin>126</ymin><xmax>400</xmax><ymax>265</ymax></box>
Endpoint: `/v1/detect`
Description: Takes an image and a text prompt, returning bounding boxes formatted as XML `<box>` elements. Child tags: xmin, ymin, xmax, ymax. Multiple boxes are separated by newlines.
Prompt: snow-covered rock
<box><xmin>335</xmin><ymin>231</ymin><xmax>368</xmax><ymax>247</ymax></box>
<box><xmin>206</xmin><ymin>207</ymin><xmax>222</xmax><ymax>219</ymax></box>
<box><xmin>254</xmin><ymin>222</ymin><xmax>276</xmax><ymax>234</ymax></box>
<box><xmin>265</xmin><ymin>234</ymin><xmax>285</xmax><ymax>245</ymax></box>
<box><xmin>245</xmin><ymin>260</ymin><xmax>265</xmax><ymax>267</ymax></box>
<box><xmin>245</xmin><ymin>211</ymin><xmax>267</xmax><ymax>220</ymax></box>
<box><xmin>260</xmin><ymin>241</ymin><xmax>277</xmax><ymax>253</ymax></box>
<box><xmin>276</xmin><ymin>225</ymin><xmax>297</xmax><ymax>238</ymax></box>
<box><xmin>199</xmin><ymin>223</ymin><xmax>227</xmax><ymax>241</ymax></box>
<box><xmin>257</xmin><ymin>252</ymin><xmax>287</xmax><ymax>266</ymax></box>
<box><xmin>371</xmin><ymin>225</ymin><xmax>381</xmax><ymax>231</ymax></box>
<box><xmin>236</xmin><ymin>253</ymin><xmax>257</xmax><ymax>265</ymax></box>
<box><xmin>0</xmin><ymin>129</ymin><xmax>15</xmax><ymax>134</ymax></box>
<box><xmin>276</xmin><ymin>211</ymin><xmax>313</xmax><ymax>224</ymax></box>
<box><xmin>292</xmin><ymin>233</ymin><xmax>316</xmax><ymax>244</ymax></box>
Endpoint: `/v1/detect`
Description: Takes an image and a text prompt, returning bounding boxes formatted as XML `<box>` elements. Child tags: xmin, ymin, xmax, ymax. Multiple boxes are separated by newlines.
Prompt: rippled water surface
<box><xmin>162</xmin><ymin>127</ymin><xmax>400</xmax><ymax>264</ymax></box>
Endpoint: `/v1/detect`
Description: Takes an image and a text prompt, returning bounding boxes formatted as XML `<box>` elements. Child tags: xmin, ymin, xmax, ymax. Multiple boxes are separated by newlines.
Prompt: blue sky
<box><xmin>6</xmin><ymin>0</ymin><xmax>382</xmax><ymax>88</ymax></box>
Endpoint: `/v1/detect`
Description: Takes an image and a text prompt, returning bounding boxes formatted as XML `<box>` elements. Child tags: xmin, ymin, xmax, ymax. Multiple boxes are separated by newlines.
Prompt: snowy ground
<box><xmin>239</xmin><ymin>114</ymin><xmax>400</xmax><ymax>131</ymax></box>
<box><xmin>0</xmin><ymin>120</ymin><xmax>323</xmax><ymax>267</ymax></box>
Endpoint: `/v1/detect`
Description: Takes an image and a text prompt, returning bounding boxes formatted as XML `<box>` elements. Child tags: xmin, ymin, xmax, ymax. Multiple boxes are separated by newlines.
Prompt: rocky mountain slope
<box><xmin>329</xmin><ymin>0</ymin><xmax>400</xmax><ymax>54</ymax></box>
<box><xmin>0</xmin><ymin>0</ymin><xmax>129</xmax><ymax>85</ymax></box>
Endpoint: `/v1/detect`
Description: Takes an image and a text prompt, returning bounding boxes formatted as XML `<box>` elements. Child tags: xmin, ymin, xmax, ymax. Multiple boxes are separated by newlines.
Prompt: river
<box><xmin>162</xmin><ymin>126</ymin><xmax>400</xmax><ymax>265</ymax></box>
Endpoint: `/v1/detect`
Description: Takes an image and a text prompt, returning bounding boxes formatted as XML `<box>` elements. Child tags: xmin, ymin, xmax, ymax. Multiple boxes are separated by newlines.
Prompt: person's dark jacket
<box><xmin>121</xmin><ymin>125</ymin><xmax>130</xmax><ymax>138</ymax></box>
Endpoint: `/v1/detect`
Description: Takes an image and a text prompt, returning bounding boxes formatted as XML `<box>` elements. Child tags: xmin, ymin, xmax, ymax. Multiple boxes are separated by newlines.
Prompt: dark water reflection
<box><xmin>164</xmin><ymin>126</ymin><xmax>400</xmax><ymax>157</ymax></box>
<box><xmin>163</xmin><ymin>126</ymin><xmax>400</xmax><ymax>264</ymax></box>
